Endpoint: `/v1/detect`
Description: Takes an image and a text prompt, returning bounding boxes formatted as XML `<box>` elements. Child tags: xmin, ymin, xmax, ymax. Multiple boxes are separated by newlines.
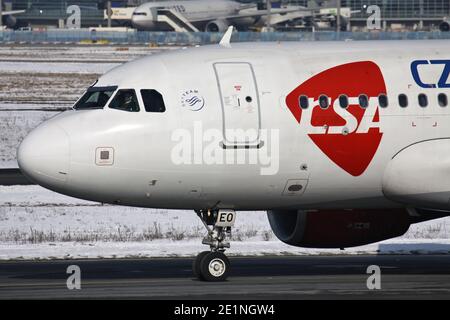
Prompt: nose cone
<box><xmin>132</xmin><ymin>15</ymin><xmax>154</xmax><ymax>30</ymax></box>
<box><xmin>18</xmin><ymin>124</ymin><xmax>70</xmax><ymax>189</ymax></box>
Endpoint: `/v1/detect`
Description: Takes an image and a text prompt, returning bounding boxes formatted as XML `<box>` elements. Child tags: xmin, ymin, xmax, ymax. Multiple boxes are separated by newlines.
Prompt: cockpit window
<box><xmin>109</xmin><ymin>89</ymin><xmax>140</xmax><ymax>112</ymax></box>
<box><xmin>133</xmin><ymin>12</ymin><xmax>147</xmax><ymax>16</ymax></box>
<box><xmin>74</xmin><ymin>86</ymin><xmax>116</xmax><ymax>110</ymax></box>
<box><xmin>141</xmin><ymin>89</ymin><xmax>166</xmax><ymax>113</ymax></box>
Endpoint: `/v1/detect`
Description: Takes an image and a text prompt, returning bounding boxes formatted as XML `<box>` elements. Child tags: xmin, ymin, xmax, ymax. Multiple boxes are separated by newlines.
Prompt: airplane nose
<box><xmin>17</xmin><ymin>124</ymin><xmax>70</xmax><ymax>188</ymax></box>
<box><xmin>132</xmin><ymin>16</ymin><xmax>154</xmax><ymax>30</ymax></box>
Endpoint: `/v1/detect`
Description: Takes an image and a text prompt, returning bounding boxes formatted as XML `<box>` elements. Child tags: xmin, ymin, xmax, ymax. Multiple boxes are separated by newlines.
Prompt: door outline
<box><xmin>213</xmin><ymin>62</ymin><xmax>262</xmax><ymax>149</ymax></box>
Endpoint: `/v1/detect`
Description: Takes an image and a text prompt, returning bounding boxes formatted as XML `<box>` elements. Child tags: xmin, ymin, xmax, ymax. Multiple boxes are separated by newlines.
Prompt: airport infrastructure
<box><xmin>344</xmin><ymin>0</ymin><xmax>450</xmax><ymax>30</ymax></box>
<box><xmin>2</xmin><ymin>30</ymin><xmax>450</xmax><ymax>46</ymax></box>
<box><xmin>1</xmin><ymin>0</ymin><xmax>450</xmax><ymax>32</ymax></box>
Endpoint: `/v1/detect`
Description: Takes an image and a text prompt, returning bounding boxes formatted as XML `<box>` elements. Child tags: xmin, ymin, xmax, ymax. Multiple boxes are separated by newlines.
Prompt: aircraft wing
<box><xmin>2</xmin><ymin>10</ymin><xmax>25</xmax><ymax>16</ymax></box>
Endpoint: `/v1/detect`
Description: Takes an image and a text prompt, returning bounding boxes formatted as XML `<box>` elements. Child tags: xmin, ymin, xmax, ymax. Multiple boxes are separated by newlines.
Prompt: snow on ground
<box><xmin>2</xmin><ymin>239</ymin><xmax>449</xmax><ymax>261</ymax></box>
<box><xmin>0</xmin><ymin>186</ymin><xmax>449</xmax><ymax>260</ymax></box>
<box><xmin>0</xmin><ymin>73</ymin><xmax>99</xmax><ymax>105</ymax></box>
<box><xmin>0</xmin><ymin>61</ymin><xmax>119</xmax><ymax>74</ymax></box>
<box><xmin>0</xmin><ymin>45</ymin><xmax>174</xmax><ymax>63</ymax></box>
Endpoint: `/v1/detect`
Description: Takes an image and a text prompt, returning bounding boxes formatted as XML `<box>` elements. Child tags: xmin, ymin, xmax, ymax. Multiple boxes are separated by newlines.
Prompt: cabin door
<box><xmin>214</xmin><ymin>62</ymin><xmax>261</xmax><ymax>148</ymax></box>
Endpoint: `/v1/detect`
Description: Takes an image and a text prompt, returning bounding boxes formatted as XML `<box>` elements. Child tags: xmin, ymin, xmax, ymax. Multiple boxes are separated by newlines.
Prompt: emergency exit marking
<box><xmin>96</xmin><ymin>147</ymin><xmax>114</xmax><ymax>166</ymax></box>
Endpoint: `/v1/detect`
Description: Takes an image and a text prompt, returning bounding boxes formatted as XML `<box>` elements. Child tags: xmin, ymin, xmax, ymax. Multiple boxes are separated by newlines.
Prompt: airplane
<box><xmin>1</xmin><ymin>9</ymin><xmax>25</xmax><ymax>29</ymax></box>
<box><xmin>18</xmin><ymin>27</ymin><xmax>450</xmax><ymax>281</ymax></box>
<box><xmin>130</xmin><ymin>0</ymin><xmax>326</xmax><ymax>32</ymax></box>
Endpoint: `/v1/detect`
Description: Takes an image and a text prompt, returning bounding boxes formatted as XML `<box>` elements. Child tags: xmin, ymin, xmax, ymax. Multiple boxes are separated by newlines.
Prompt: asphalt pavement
<box><xmin>0</xmin><ymin>255</ymin><xmax>449</xmax><ymax>299</ymax></box>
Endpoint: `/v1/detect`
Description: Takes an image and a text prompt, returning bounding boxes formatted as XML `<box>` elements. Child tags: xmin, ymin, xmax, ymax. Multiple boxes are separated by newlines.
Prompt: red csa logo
<box><xmin>286</xmin><ymin>61</ymin><xmax>386</xmax><ymax>177</ymax></box>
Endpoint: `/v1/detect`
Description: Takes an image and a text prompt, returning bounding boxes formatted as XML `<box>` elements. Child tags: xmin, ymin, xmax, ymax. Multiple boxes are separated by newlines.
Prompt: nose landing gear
<box><xmin>193</xmin><ymin>209</ymin><xmax>236</xmax><ymax>282</ymax></box>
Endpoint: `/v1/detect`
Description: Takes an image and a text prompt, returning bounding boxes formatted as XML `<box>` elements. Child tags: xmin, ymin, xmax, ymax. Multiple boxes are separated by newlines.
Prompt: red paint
<box><xmin>286</xmin><ymin>61</ymin><xmax>386</xmax><ymax>176</ymax></box>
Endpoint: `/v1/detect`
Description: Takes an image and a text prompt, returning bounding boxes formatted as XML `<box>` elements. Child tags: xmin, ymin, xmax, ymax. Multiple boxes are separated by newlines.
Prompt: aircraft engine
<box><xmin>439</xmin><ymin>21</ymin><xmax>450</xmax><ymax>32</ymax></box>
<box><xmin>2</xmin><ymin>15</ymin><xmax>17</xmax><ymax>29</ymax></box>
<box><xmin>205</xmin><ymin>19</ymin><xmax>229</xmax><ymax>32</ymax></box>
<box><xmin>267</xmin><ymin>209</ymin><xmax>412</xmax><ymax>248</ymax></box>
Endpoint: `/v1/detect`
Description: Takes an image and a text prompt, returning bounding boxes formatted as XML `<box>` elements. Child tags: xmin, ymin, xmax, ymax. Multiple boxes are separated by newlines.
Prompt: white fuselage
<box><xmin>18</xmin><ymin>40</ymin><xmax>450</xmax><ymax>212</ymax></box>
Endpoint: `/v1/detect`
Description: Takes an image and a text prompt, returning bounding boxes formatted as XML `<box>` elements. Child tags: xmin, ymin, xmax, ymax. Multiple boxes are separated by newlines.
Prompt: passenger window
<box><xmin>378</xmin><ymin>94</ymin><xmax>389</xmax><ymax>108</ymax></box>
<box><xmin>359</xmin><ymin>94</ymin><xmax>369</xmax><ymax>109</ymax></box>
<box><xmin>438</xmin><ymin>93</ymin><xmax>448</xmax><ymax>107</ymax></box>
<box><xmin>299</xmin><ymin>95</ymin><xmax>309</xmax><ymax>109</ymax></box>
<box><xmin>339</xmin><ymin>94</ymin><xmax>349</xmax><ymax>109</ymax></box>
<box><xmin>319</xmin><ymin>95</ymin><xmax>329</xmax><ymax>109</ymax></box>
<box><xmin>109</xmin><ymin>89</ymin><xmax>140</xmax><ymax>112</ymax></box>
<box><xmin>418</xmin><ymin>94</ymin><xmax>428</xmax><ymax>108</ymax></box>
<box><xmin>398</xmin><ymin>94</ymin><xmax>408</xmax><ymax>108</ymax></box>
<box><xmin>141</xmin><ymin>89</ymin><xmax>166</xmax><ymax>113</ymax></box>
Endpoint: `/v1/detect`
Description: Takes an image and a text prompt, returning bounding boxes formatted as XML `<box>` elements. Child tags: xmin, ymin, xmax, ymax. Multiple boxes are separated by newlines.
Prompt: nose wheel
<box><xmin>193</xmin><ymin>251</ymin><xmax>230</xmax><ymax>282</ymax></box>
<box><xmin>193</xmin><ymin>209</ymin><xmax>236</xmax><ymax>282</ymax></box>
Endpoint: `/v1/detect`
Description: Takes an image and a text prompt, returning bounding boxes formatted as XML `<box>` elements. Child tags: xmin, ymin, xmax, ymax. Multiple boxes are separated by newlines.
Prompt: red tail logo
<box><xmin>286</xmin><ymin>61</ymin><xmax>386</xmax><ymax>176</ymax></box>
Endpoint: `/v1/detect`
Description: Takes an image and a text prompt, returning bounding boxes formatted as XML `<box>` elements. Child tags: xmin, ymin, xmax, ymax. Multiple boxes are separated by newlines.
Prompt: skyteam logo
<box><xmin>181</xmin><ymin>90</ymin><xmax>205</xmax><ymax>111</ymax></box>
<box><xmin>286</xmin><ymin>61</ymin><xmax>386</xmax><ymax>177</ymax></box>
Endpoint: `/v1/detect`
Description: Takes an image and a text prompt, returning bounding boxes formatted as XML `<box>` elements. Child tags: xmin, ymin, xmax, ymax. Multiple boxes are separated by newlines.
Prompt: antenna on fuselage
<box><xmin>219</xmin><ymin>26</ymin><xmax>234</xmax><ymax>48</ymax></box>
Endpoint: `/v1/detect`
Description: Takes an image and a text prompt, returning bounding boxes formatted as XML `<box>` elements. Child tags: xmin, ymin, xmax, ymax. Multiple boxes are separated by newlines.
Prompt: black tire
<box><xmin>193</xmin><ymin>251</ymin><xmax>210</xmax><ymax>280</ymax></box>
<box><xmin>199</xmin><ymin>251</ymin><xmax>230</xmax><ymax>282</ymax></box>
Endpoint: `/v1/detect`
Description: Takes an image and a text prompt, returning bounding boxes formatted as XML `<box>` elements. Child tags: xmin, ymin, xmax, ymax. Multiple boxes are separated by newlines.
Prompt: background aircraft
<box><xmin>130</xmin><ymin>0</ymin><xmax>343</xmax><ymax>32</ymax></box>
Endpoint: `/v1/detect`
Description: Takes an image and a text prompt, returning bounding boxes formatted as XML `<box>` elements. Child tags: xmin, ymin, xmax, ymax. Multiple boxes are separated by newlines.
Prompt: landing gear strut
<box><xmin>193</xmin><ymin>209</ymin><xmax>236</xmax><ymax>281</ymax></box>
